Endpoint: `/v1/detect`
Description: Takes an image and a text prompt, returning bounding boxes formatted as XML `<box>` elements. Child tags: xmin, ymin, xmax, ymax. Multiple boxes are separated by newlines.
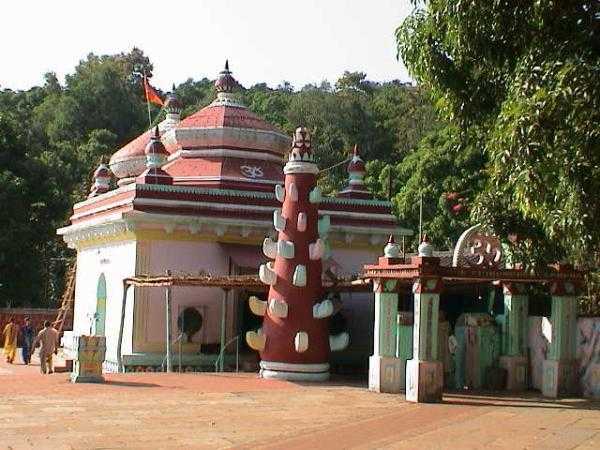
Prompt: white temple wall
<box><xmin>73</xmin><ymin>241</ymin><xmax>137</xmax><ymax>364</ymax></box>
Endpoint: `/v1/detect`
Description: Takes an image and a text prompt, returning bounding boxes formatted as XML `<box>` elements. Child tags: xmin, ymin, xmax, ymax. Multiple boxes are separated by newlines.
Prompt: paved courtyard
<box><xmin>0</xmin><ymin>354</ymin><xmax>599</xmax><ymax>449</ymax></box>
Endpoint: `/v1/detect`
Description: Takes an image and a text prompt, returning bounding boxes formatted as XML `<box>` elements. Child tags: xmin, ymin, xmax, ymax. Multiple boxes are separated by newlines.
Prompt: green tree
<box><xmin>397</xmin><ymin>1</ymin><xmax>600</xmax><ymax>266</ymax></box>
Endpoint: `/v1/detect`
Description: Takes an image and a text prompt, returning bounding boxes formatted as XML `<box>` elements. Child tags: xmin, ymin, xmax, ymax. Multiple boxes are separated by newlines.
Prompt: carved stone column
<box><xmin>499</xmin><ymin>282</ymin><xmax>529</xmax><ymax>391</ymax></box>
<box><xmin>368</xmin><ymin>237</ymin><xmax>404</xmax><ymax>393</ymax></box>
<box><xmin>406</xmin><ymin>274</ymin><xmax>444</xmax><ymax>403</ymax></box>
<box><xmin>368</xmin><ymin>278</ymin><xmax>403</xmax><ymax>393</ymax></box>
<box><xmin>542</xmin><ymin>279</ymin><xmax>579</xmax><ymax>398</ymax></box>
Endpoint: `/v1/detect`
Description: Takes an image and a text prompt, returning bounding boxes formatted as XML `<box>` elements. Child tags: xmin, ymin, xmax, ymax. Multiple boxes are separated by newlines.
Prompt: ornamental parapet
<box><xmin>362</xmin><ymin>259</ymin><xmax>585</xmax><ymax>285</ymax></box>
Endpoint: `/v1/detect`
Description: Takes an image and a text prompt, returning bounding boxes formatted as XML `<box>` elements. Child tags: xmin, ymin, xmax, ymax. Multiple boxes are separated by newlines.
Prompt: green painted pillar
<box><xmin>499</xmin><ymin>283</ymin><xmax>529</xmax><ymax>390</ymax></box>
<box><xmin>547</xmin><ymin>295</ymin><xmax>577</xmax><ymax>361</ymax></box>
<box><xmin>368</xmin><ymin>237</ymin><xmax>405</xmax><ymax>394</ymax></box>
<box><xmin>406</xmin><ymin>276</ymin><xmax>444</xmax><ymax>403</ymax></box>
<box><xmin>412</xmin><ymin>286</ymin><xmax>440</xmax><ymax>362</ymax></box>
<box><xmin>374</xmin><ymin>281</ymin><xmax>398</xmax><ymax>358</ymax></box>
<box><xmin>369</xmin><ymin>279</ymin><xmax>403</xmax><ymax>393</ymax></box>
<box><xmin>543</xmin><ymin>279</ymin><xmax>579</xmax><ymax>398</ymax></box>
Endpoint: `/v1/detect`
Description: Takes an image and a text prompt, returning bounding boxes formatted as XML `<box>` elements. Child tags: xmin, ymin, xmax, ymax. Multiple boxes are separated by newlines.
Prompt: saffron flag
<box><xmin>143</xmin><ymin>76</ymin><xmax>164</xmax><ymax>106</ymax></box>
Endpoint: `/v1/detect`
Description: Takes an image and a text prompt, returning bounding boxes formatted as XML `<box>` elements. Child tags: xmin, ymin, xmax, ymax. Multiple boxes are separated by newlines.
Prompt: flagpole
<box><xmin>143</xmin><ymin>73</ymin><xmax>152</xmax><ymax>129</ymax></box>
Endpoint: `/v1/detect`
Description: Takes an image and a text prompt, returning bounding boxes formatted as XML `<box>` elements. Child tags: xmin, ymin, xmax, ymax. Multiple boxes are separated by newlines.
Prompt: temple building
<box><xmin>58</xmin><ymin>63</ymin><xmax>411</xmax><ymax>372</ymax></box>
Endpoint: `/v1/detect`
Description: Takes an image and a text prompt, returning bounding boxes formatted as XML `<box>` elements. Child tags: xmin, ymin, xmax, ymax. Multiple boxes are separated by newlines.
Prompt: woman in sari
<box><xmin>3</xmin><ymin>317</ymin><xmax>20</xmax><ymax>364</ymax></box>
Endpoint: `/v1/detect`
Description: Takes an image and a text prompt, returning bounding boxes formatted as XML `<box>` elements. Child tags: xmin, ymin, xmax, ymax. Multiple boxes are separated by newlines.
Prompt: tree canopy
<box><xmin>397</xmin><ymin>1</ymin><xmax>600</xmax><ymax>313</ymax></box>
<box><xmin>397</xmin><ymin>1</ymin><xmax>600</xmax><ymax>266</ymax></box>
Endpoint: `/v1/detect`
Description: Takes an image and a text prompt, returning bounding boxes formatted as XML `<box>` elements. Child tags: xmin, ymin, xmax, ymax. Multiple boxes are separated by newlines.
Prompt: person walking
<box><xmin>20</xmin><ymin>317</ymin><xmax>35</xmax><ymax>365</ymax></box>
<box><xmin>33</xmin><ymin>321</ymin><xmax>59</xmax><ymax>374</ymax></box>
<box><xmin>2</xmin><ymin>317</ymin><xmax>19</xmax><ymax>364</ymax></box>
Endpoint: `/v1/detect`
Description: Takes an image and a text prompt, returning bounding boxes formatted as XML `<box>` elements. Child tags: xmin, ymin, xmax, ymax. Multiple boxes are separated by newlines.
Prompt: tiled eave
<box><xmin>60</xmin><ymin>183</ymin><xmax>412</xmax><ymax>248</ymax></box>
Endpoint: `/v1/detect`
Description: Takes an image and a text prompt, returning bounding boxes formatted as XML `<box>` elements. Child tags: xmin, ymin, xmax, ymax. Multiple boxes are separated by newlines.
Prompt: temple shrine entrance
<box><xmin>362</xmin><ymin>227</ymin><xmax>585</xmax><ymax>403</ymax></box>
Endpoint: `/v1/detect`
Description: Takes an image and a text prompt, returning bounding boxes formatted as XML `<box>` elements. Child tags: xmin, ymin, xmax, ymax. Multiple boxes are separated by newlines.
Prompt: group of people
<box><xmin>2</xmin><ymin>317</ymin><xmax>59</xmax><ymax>374</ymax></box>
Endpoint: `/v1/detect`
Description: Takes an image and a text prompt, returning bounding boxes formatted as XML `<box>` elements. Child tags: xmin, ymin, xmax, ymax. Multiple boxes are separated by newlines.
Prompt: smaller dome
<box><xmin>347</xmin><ymin>145</ymin><xmax>366</xmax><ymax>173</ymax></box>
<box><xmin>418</xmin><ymin>234</ymin><xmax>434</xmax><ymax>257</ymax></box>
<box><xmin>164</xmin><ymin>86</ymin><xmax>183</xmax><ymax>114</ymax></box>
<box><xmin>145</xmin><ymin>127</ymin><xmax>169</xmax><ymax>157</ymax></box>
<box><xmin>93</xmin><ymin>163</ymin><xmax>111</xmax><ymax>179</ymax></box>
<box><xmin>88</xmin><ymin>163</ymin><xmax>111</xmax><ymax>198</ymax></box>
<box><xmin>338</xmin><ymin>144</ymin><xmax>371</xmax><ymax>199</ymax></box>
<box><xmin>215</xmin><ymin>60</ymin><xmax>239</xmax><ymax>93</ymax></box>
<box><xmin>384</xmin><ymin>235</ymin><xmax>400</xmax><ymax>258</ymax></box>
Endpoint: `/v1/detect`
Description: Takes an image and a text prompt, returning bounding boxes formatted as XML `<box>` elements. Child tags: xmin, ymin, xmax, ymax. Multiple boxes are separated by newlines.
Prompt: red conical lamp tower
<box><xmin>246</xmin><ymin>127</ymin><xmax>347</xmax><ymax>381</ymax></box>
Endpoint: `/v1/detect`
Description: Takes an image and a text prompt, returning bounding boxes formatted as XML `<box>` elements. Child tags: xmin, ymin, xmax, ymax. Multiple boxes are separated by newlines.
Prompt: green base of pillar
<box><xmin>499</xmin><ymin>355</ymin><xmax>528</xmax><ymax>391</ymax></box>
<box><xmin>542</xmin><ymin>359</ymin><xmax>578</xmax><ymax>398</ymax></box>
<box><xmin>406</xmin><ymin>359</ymin><xmax>443</xmax><ymax>403</ymax></box>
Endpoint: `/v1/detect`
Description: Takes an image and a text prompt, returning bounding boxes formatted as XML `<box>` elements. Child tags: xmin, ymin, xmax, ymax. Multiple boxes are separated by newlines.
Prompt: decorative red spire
<box><xmin>164</xmin><ymin>85</ymin><xmax>183</xmax><ymax>115</ymax></box>
<box><xmin>145</xmin><ymin>126</ymin><xmax>169</xmax><ymax>160</ymax></box>
<box><xmin>93</xmin><ymin>164</ymin><xmax>111</xmax><ymax>180</ymax></box>
<box><xmin>337</xmin><ymin>144</ymin><xmax>371</xmax><ymax>199</ymax></box>
<box><xmin>247</xmin><ymin>127</ymin><xmax>348</xmax><ymax>381</ymax></box>
<box><xmin>288</xmin><ymin>127</ymin><xmax>314</xmax><ymax>163</ymax></box>
<box><xmin>88</xmin><ymin>163</ymin><xmax>111</xmax><ymax>198</ymax></box>
<box><xmin>214</xmin><ymin>60</ymin><xmax>239</xmax><ymax>93</ymax></box>
<box><xmin>347</xmin><ymin>144</ymin><xmax>366</xmax><ymax>173</ymax></box>
<box><xmin>136</xmin><ymin>127</ymin><xmax>172</xmax><ymax>185</ymax></box>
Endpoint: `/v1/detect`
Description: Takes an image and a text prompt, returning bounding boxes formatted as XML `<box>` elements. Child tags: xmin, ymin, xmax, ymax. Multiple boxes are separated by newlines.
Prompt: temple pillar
<box><xmin>542</xmin><ymin>279</ymin><xmax>579</xmax><ymax>398</ymax></box>
<box><xmin>368</xmin><ymin>236</ymin><xmax>404</xmax><ymax>393</ymax></box>
<box><xmin>499</xmin><ymin>282</ymin><xmax>529</xmax><ymax>391</ymax></box>
<box><xmin>369</xmin><ymin>279</ymin><xmax>403</xmax><ymax>393</ymax></box>
<box><xmin>406</xmin><ymin>276</ymin><xmax>444</xmax><ymax>403</ymax></box>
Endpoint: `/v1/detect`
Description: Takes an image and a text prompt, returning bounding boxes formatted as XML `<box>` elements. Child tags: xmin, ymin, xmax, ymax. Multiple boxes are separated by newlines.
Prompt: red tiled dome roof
<box><xmin>111</xmin><ymin>129</ymin><xmax>153</xmax><ymax>162</ymax></box>
<box><xmin>177</xmin><ymin>105</ymin><xmax>280</xmax><ymax>132</ymax></box>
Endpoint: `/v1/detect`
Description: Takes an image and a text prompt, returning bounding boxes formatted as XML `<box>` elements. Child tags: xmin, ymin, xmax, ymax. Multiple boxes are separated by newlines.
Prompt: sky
<box><xmin>0</xmin><ymin>0</ymin><xmax>413</xmax><ymax>91</ymax></box>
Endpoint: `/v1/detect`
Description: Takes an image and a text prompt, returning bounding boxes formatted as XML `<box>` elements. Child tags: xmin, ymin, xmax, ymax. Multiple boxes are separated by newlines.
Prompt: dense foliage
<box><xmin>0</xmin><ymin>51</ymin><xmax>437</xmax><ymax>307</ymax></box>
<box><xmin>397</xmin><ymin>1</ymin><xmax>600</xmax><ymax>311</ymax></box>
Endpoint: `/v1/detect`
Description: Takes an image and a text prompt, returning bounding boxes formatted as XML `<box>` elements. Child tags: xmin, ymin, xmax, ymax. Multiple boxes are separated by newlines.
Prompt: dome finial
<box><xmin>215</xmin><ymin>60</ymin><xmax>238</xmax><ymax>94</ymax></box>
<box><xmin>337</xmin><ymin>144</ymin><xmax>370</xmax><ymax>199</ymax></box>
<box><xmin>164</xmin><ymin>88</ymin><xmax>183</xmax><ymax>115</ymax></box>
<box><xmin>145</xmin><ymin>127</ymin><xmax>169</xmax><ymax>169</ymax></box>
<box><xmin>289</xmin><ymin>127</ymin><xmax>313</xmax><ymax>162</ymax></box>
<box><xmin>384</xmin><ymin>234</ymin><xmax>400</xmax><ymax>258</ymax></box>
<box><xmin>418</xmin><ymin>233</ymin><xmax>434</xmax><ymax>257</ymax></box>
<box><xmin>88</xmin><ymin>163</ymin><xmax>111</xmax><ymax>198</ymax></box>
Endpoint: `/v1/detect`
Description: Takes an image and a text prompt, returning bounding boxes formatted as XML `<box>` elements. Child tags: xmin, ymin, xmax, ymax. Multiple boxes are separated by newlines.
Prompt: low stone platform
<box><xmin>1</xmin><ymin>356</ymin><xmax>599</xmax><ymax>449</ymax></box>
